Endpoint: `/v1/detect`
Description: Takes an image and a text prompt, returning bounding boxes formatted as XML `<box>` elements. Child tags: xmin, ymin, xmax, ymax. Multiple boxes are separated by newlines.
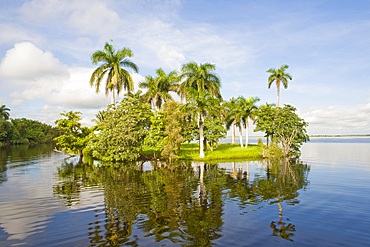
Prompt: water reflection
<box><xmin>0</xmin><ymin>144</ymin><xmax>54</xmax><ymax>185</ymax></box>
<box><xmin>54</xmin><ymin>157</ymin><xmax>310</xmax><ymax>246</ymax></box>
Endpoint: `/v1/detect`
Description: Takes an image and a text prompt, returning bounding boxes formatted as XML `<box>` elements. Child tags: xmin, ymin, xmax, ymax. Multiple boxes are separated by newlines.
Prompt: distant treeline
<box><xmin>0</xmin><ymin>118</ymin><xmax>64</xmax><ymax>146</ymax></box>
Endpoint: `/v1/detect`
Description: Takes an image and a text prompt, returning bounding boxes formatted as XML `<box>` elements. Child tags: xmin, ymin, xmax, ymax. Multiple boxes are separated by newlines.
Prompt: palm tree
<box><xmin>225</xmin><ymin>98</ymin><xmax>245</xmax><ymax>148</ymax></box>
<box><xmin>179</xmin><ymin>62</ymin><xmax>221</xmax><ymax>100</ymax></box>
<box><xmin>139</xmin><ymin>68</ymin><xmax>179</xmax><ymax>111</ymax></box>
<box><xmin>0</xmin><ymin>105</ymin><xmax>10</xmax><ymax>120</ymax></box>
<box><xmin>90</xmin><ymin>40</ymin><xmax>139</xmax><ymax>107</ymax></box>
<box><xmin>183</xmin><ymin>88</ymin><xmax>221</xmax><ymax>158</ymax></box>
<box><xmin>266</xmin><ymin>65</ymin><xmax>292</xmax><ymax>107</ymax></box>
<box><xmin>92</xmin><ymin>110</ymin><xmax>107</xmax><ymax>127</ymax></box>
<box><xmin>223</xmin><ymin>98</ymin><xmax>237</xmax><ymax>144</ymax></box>
<box><xmin>239</xmin><ymin>96</ymin><xmax>260</xmax><ymax>148</ymax></box>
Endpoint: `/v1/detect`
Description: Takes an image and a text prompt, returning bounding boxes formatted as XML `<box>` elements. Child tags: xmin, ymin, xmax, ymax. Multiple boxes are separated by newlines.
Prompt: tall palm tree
<box><xmin>225</xmin><ymin>98</ymin><xmax>245</xmax><ymax>148</ymax></box>
<box><xmin>139</xmin><ymin>68</ymin><xmax>179</xmax><ymax>111</ymax></box>
<box><xmin>266</xmin><ymin>65</ymin><xmax>292</xmax><ymax>107</ymax></box>
<box><xmin>179</xmin><ymin>62</ymin><xmax>221</xmax><ymax>100</ymax></box>
<box><xmin>0</xmin><ymin>105</ymin><xmax>10</xmax><ymax>120</ymax></box>
<box><xmin>90</xmin><ymin>40</ymin><xmax>139</xmax><ymax>107</ymax></box>
<box><xmin>183</xmin><ymin>88</ymin><xmax>221</xmax><ymax>158</ymax></box>
<box><xmin>223</xmin><ymin>98</ymin><xmax>237</xmax><ymax>144</ymax></box>
<box><xmin>239</xmin><ymin>96</ymin><xmax>260</xmax><ymax>148</ymax></box>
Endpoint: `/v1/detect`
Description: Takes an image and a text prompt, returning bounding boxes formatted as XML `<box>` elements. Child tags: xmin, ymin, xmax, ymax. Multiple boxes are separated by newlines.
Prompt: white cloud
<box><xmin>19</xmin><ymin>0</ymin><xmax>121</xmax><ymax>36</ymax></box>
<box><xmin>0</xmin><ymin>42</ymin><xmax>68</xmax><ymax>80</ymax></box>
<box><xmin>157</xmin><ymin>44</ymin><xmax>185</xmax><ymax>70</ymax></box>
<box><xmin>299</xmin><ymin>102</ymin><xmax>370</xmax><ymax>135</ymax></box>
<box><xmin>0</xmin><ymin>24</ymin><xmax>42</xmax><ymax>46</ymax></box>
<box><xmin>45</xmin><ymin>67</ymin><xmax>110</xmax><ymax>109</ymax></box>
<box><xmin>27</xmin><ymin>105</ymin><xmax>65</xmax><ymax>125</ymax></box>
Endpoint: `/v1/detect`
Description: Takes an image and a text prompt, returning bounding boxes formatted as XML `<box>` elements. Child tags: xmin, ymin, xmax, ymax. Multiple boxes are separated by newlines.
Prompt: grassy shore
<box><xmin>177</xmin><ymin>143</ymin><xmax>262</xmax><ymax>161</ymax></box>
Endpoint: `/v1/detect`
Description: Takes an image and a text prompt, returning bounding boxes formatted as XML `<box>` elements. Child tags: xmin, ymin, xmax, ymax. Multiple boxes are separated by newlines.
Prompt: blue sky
<box><xmin>0</xmin><ymin>0</ymin><xmax>370</xmax><ymax>135</ymax></box>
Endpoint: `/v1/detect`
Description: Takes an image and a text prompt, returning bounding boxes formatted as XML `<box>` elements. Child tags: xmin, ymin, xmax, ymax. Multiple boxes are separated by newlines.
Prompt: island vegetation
<box><xmin>0</xmin><ymin>105</ymin><xmax>64</xmax><ymax>147</ymax></box>
<box><xmin>52</xmin><ymin>41</ymin><xmax>309</xmax><ymax>163</ymax></box>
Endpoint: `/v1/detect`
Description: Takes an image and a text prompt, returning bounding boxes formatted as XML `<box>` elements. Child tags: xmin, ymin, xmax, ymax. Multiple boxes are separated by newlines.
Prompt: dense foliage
<box><xmin>54</xmin><ymin>111</ymin><xmax>92</xmax><ymax>156</ymax></box>
<box><xmin>0</xmin><ymin>118</ymin><xmax>64</xmax><ymax>146</ymax></box>
<box><xmin>87</xmin><ymin>94</ymin><xmax>153</xmax><ymax>161</ymax></box>
<box><xmin>255</xmin><ymin>104</ymin><xmax>309</xmax><ymax>157</ymax></box>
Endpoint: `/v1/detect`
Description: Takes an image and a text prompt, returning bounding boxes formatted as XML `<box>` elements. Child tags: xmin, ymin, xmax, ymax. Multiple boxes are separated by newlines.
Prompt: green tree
<box><xmin>204</xmin><ymin>116</ymin><xmax>226</xmax><ymax>151</ymax></box>
<box><xmin>238</xmin><ymin>96</ymin><xmax>260</xmax><ymax>148</ymax></box>
<box><xmin>88</xmin><ymin>94</ymin><xmax>153</xmax><ymax>162</ymax></box>
<box><xmin>90</xmin><ymin>40</ymin><xmax>139</xmax><ymax>107</ymax></box>
<box><xmin>266</xmin><ymin>65</ymin><xmax>292</xmax><ymax>107</ymax></box>
<box><xmin>182</xmin><ymin>88</ymin><xmax>221</xmax><ymax>158</ymax></box>
<box><xmin>144</xmin><ymin>111</ymin><xmax>165</xmax><ymax>158</ymax></box>
<box><xmin>0</xmin><ymin>105</ymin><xmax>10</xmax><ymax>120</ymax></box>
<box><xmin>223</xmin><ymin>98</ymin><xmax>237</xmax><ymax>144</ymax></box>
<box><xmin>255</xmin><ymin>104</ymin><xmax>309</xmax><ymax>157</ymax></box>
<box><xmin>92</xmin><ymin>110</ymin><xmax>107</xmax><ymax>126</ymax></box>
<box><xmin>54</xmin><ymin>111</ymin><xmax>92</xmax><ymax>156</ymax></box>
<box><xmin>254</xmin><ymin>103</ymin><xmax>276</xmax><ymax>146</ymax></box>
<box><xmin>0</xmin><ymin>120</ymin><xmax>20</xmax><ymax>144</ymax></box>
<box><xmin>225</xmin><ymin>97</ymin><xmax>246</xmax><ymax>148</ymax></box>
<box><xmin>139</xmin><ymin>68</ymin><xmax>179</xmax><ymax>111</ymax></box>
<box><xmin>273</xmin><ymin>105</ymin><xmax>309</xmax><ymax>157</ymax></box>
<box><xmin>179</xmin><ymin>62</ymin><xmax>221</xmax><ymax>100</ymax></box>
<box><xmin>161</xmin><ymin>101</ymin><xmax>186</xmax><ymax>161</ymax></box>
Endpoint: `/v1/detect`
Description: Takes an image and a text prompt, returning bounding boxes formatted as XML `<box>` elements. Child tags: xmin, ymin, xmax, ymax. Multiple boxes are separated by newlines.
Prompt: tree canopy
<box><xmin>90</xmin><ymin>41</ymin><xmax>139</xmax><ymax>106</ymax></box>
<box><xmin>266</xmin><ymin>65</ymin><xmax>292</xmax><ymax>107</ymax></box>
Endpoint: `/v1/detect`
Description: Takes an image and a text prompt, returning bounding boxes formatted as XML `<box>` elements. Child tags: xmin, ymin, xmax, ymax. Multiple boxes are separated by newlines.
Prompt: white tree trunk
<box><xmin>111</xmin><ymin>89</ymin><xmax>115</xmax><ymax>107</ymax></box>
<box><xmin>239</xmin><ymin>124</ymin><xmax>243</xmax><ymax>148</ymax></box>
<box><xmin>199</xmin><ymin>115</ymin><xmax>205</xmax><ymax>158</ymax></box>
<box><xmin>232</xmin><ymin>121</ymin><xmax>236</xmax><ymax>144</ymax></box>
<box><xmin>245</xmin><ymin>118</ymin><xmax>249</xmax><ymax>148</ymax></box>
<box><xmin>276</xmin><ymin>82</ymin><xmax>280</xmax><ymax>107</ymax></box>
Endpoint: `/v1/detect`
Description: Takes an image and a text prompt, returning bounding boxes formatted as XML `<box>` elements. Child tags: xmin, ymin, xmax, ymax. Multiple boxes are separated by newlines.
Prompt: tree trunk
<box><xmin>232</xmin><ymin>120</ymin><xmax>236</xmax><ymax>144</ymax></box>
<box><xmin>238</xmin><ymin>124</ymin><xmax>243</xmax><ymax>148</ymax></box>
<box><xmin>276</xmin><ymin>81</ymin><xmax>280</xmax><ymax>107</ymax></box>
<box><xmin>199</xmin><ymin>115</ymin><xmax>205</xmax><ymax>158</ymax></box>
<box><xmin>245</xmin><ymin>118</ymin><xmax>249</xmax><ymax>148</ymax></box>
<box><xmin>111</xmin><ymin>89</ymin><xmax>116</xmax><ymax>107</ymax></box>
<box><xmin>266</xmin><ymin>135</ymin><xmax>269</xmax><ymax>146</ymax></box>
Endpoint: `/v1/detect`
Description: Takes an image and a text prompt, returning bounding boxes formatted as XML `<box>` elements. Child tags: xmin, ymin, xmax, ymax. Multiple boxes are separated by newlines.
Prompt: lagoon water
<box><xmin>0</xmin><ymin>138</ymin><xmax>369</xmax><ymax>246</ymax></box>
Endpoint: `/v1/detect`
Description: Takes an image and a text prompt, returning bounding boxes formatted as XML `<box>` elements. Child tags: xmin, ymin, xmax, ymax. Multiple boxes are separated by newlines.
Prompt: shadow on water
<box><xmin>0</xmin><ymin>144</ymin><xmax>54</xmax><ymax>185</ymax></box>
<box><xmin>53</xmin><ymin>157</ymin><xmax>310</xmax><ymax>246</ymax></box>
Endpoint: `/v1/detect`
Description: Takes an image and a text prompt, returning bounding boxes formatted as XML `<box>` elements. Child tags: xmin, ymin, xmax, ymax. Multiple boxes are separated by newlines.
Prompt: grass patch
<box><xmin>178</xmin><ymin>143</ymin><xmax>262</xmax><ymax>161</ymax></box>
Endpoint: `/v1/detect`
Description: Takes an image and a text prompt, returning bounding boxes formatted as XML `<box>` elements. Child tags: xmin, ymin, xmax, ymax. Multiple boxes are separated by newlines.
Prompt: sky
<box><xmin>0</xmin><ymin>0</ymin><xmax>370</xmax><ymax>135</ymax></box>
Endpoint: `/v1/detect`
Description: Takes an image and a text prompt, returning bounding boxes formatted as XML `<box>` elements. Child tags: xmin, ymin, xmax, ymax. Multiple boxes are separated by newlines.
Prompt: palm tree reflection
<box><xmin>53</xmin><ymin>157</ymin><xmax>309</xmax><ymax>245</ymax></box>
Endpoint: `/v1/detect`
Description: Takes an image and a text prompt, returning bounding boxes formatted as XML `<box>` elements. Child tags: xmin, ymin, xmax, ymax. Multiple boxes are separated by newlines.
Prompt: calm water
<box><xmin>0</xmin><ymin>138</ymin><xmax>369</xmax><ymax>246</ymax></box>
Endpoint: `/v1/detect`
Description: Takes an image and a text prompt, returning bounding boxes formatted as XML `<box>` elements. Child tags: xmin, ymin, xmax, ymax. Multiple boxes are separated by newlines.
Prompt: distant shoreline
<box><xmin>226</xmin><ymin>135</ymin><xmax>370</xmax><ymax>138</ymax></box>
<box><xmin>309</xmin><ymin>135</ymin><xmax>370</xmax><ymax>137</ymax></box>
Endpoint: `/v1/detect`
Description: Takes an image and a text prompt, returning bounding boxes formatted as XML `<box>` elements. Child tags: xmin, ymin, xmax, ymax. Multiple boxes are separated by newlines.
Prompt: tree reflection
<box><xmin>53</xmin><ymin>157</ymin><xmax>310</xmax><ymax>245</ymax></box>
<box><xmin>256</xmin><ymin>158</ymin><xmax>310</xmax><ymax>241</ymax></box>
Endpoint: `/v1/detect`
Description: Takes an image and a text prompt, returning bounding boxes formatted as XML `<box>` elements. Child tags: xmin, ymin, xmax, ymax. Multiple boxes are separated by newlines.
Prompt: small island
<box><xmin>49</xmin><ymin>41</ymin><xmax>309</xmax><ymax>164</ymax></box>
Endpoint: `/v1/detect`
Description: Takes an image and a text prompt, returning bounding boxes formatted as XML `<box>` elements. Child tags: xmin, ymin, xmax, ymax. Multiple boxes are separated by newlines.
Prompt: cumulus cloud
<box><xmin>45</xmin><ymin>67</ymin><xmax>110</xmax><ymax>109</ymax></box>
<box><xmin>0</xmin><ymin>42</ymin><xmax>146</xmax><ymax>113</ymax></box>
<box><xmin>0</xmin><ymin>42</ymin><xmax>68</xmax><ymax>80</ymax></box>
<box><xmin>157</xmin><ymin>44</ymin><xmax>185</xmax><ymax>70</ymax></box>
<box><xmin>299</xmin><ymin>102</ymin><xmax>370</xmax><ymax>135</ymax></box>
